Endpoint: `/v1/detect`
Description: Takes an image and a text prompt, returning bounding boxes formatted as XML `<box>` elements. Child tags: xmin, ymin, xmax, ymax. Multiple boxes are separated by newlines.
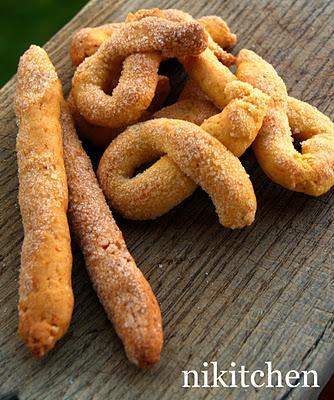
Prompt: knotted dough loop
<box><xmin>72</xmin><ymin>17</ymin><xmax>207</xmax><ymax>129</ymax></box>
<box><xmin>69</xmin><ymin>9</ymin><xmax>237</xmax><ymax>146</ymax></box>
<box><xmin>236</xmin><ymin>49</ymin><xmax>334</xmax><ymax>196</ymax></box>
<box><xmin>94</xmin><ymin>51</ymin><xmax>268</xmax><ymax>226</ymax></box>
<box><xmin>97</xmin><ymin>119</ymin><xmax>257</xmax><ymax>229</ymax></box>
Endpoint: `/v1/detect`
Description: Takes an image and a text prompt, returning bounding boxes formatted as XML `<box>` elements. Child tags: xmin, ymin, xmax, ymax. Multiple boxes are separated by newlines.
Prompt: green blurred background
<box><xmin>0</xmin><ymin>0</ymin><xmax>87</xmax><ymax>87</ymax></box>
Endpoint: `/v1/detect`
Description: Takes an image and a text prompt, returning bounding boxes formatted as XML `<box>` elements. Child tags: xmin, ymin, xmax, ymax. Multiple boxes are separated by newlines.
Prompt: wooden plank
<box><xmin>0</xmin><ymin>0</ymin><xmax>333</xmax><ymax>399</ymax></box>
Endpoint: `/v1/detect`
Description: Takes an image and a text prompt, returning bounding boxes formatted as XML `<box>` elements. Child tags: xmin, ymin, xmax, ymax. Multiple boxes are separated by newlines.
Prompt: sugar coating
<box><xmin>70</xmin><ymin>22</ymin><xmax>124</xmax><ymax>66</ymax></box>
<box><xmin>198</xmin><ymin>15</ymin><xmax>237</xmax><ymax>48</ymax></box>
<box><xmin>69</xmin><ymin>8</ymin><xmax>237</xmax><ymax>146</ymax></box>
<box><xmin>74</xmin><ymin>52</ymin><xmax>160</xmax><ymax>128</ymax></box>
<box><xmin>67</xmin><ymin>90</ymin><xmax>125</xmax><ymax>147</ymax></box>
<box><xmin>97</xmin><ymin>118</ymin><xmax>257</xmax><ymax>229</ymax></box>
<box><xmin>68</xmin><ymin>73</ymin><xmax>170</xmax><ymax>148</ymax></box>
<box><xmin>61</xmin><ymin>104</ymin><xmax>162</xmax><ymax>368</ymax></box>
<box><xmin>15</xmin><ymin>45</ymin><xmax>58</xmax><ymax>114</ymax></box>
<box><xmin>99</xmin><ymin>54</ymin><xmax>268</xmax><ymax>225</ymax></box>
<box><xmin>154</xmin><ymin>98</ymin><xmax>218</xmax><ymax>126</ymax></box>
<box><xmin>70</xmin><ymin>9</ymin><xmax>237</xmax><ymax>68</ymax></box>
<box><xmin>15</xmin><ymin>45</ymin><xmax>73</xmax><ymax>357</ymax></box>
<box><xmin>156</xmin><ymin>77</ymin><xmax>269</xmax><ymax>158</ymax></box>
<box><xmin>71</xmin><ymin>16</ymin><xmax>208</xmax><ymax>129</ymax></box>
<box><xmin>127</xmin><ymin>8</ymin><xmax>236</xmax><ymax>66</ymax></box>
<box><xmin>94</xmin><ymin>43</ymin><xmax>272</xmax><ymax>226</ymax></box>
<box><xmin>236</xmin><ymin>49</ymin><xmax>334</xmax><ymax>196</ymax></box>
<box><xmin>201</xmin><ymin>80</ymin><xmax>269</xmax><ymax>156</ymax></box>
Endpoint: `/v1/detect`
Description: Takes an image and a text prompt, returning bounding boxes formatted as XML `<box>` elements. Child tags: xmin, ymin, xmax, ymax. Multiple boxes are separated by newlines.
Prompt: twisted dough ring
<box><xmin>97</xmin><ymin>119</ymin><xmax>257</xmax><ymax>229</ymax></box>
<box><xmin>71</xmin><ymin>17</ymin><xmax>207</xmax><ymax>129</ymax></box>
<box><xmin>69</xmin><ymin>9</ymin><xmax>236</xmax><ymax>146</ymax></box>
<box><xmin>94</xmin><ymin>79</ymin><xmax>268</xmax><ymax>225</ymax></box>
<box><xmin>94</xmin><ymin>43</ymin><xmax>269</xmax><ymax>225</ymax></box>
<box><xmin>236</xmin><ymin>50</ymin><xmax>334</xmax><ymax>196</ymax></box>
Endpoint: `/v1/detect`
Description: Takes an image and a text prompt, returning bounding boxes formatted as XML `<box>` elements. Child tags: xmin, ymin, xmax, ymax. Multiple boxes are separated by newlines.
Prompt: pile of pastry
<box><xmin>14</xmin><ymin>8</ymin><xmax>334</xmax><ymax>367</ymax></box>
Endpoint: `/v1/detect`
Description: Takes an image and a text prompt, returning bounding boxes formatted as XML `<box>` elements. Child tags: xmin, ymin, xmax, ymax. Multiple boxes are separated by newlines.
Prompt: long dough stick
<box><xmin>15</xmin><ymin>45</ymin><xmax>74</xmax><ymax>357</ymax></box>
<box><xmin>61</xmin><ymin>103</ymin><xmax>163</xmax><ymax>368</ymax></box>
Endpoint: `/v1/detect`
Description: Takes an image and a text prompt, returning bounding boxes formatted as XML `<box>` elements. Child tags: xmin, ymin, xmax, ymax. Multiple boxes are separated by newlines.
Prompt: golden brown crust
<box><xmin>153</xmin><ymin>98</ymin><xmax>218</xmax><ymax>126</ymax></box>
<box><xmin>126</xmin><ymin>8</ymin><xmax>192</xmax><ymax>23</ymax></box>
<box><xmin>198</xmin><ymin>16</ymin><xmax>237</xmax><ymax>48</ymax></box>
<box><xmin>287</xmin><ymin>96</ymin><xmax>334</xmax><ymax>140</ymax></box>
<box><xmin>236</xmin><ymin>49</ymin><xmax>334</xmax><ymax>196</ymax></box>
<box><xmin>97</xmin><ymin>118</ymin><xmax>257</xmax><ymax>229</ymax></box>
<box><xmin>105</xmin><ymin>52</ymin><xmax>268</xmax><ymax>225</ymax></box>
<box><xmin>182</xmin><ymin>48</ymin><xmax>238</xmax><ymax>108</ymax></box>
<box><xmin>71</xmin><ymin>17</ymin><xmax>208</xmax><ymax>129</ymax></box>
<box><xmin>70</xmin><ymin>23</ymin><xmax>124</xmax><ymax>66</ymax></box>
<box><xmin>67</xmin><ymin>91</ymin><xmax>125</xmax><ymax>147</ymax></box>
<box><xmin>68</xmin><ymin>75</ymin><xmax>170</xmax><ymax>147</ymax></box>
<box><xmin>153</xmin><ymin>77</ymin><xmax>219</xmax><ymax>125</ymax></box>
<box><xmin>180</xmin><ymin>51</ymin><xmax>270</xmax><ymax>156</ymax></box>
<box><xmin>15</xmin><ymin>45</ymin><xmax>74</xmax><ymax>357</ymax></box>
<box><xmin>72</xmin><ymin>51</ymin><xmax>160</xmax><ymax>128</ymax></box>
<box><xmin>201</xmin><ymin>80</ymin><xmax>270</xmax><ymax>157</ymax></box>
<box><xmin>70</xmin><ymin>9</ymin><xmax>236</xmax><ymax>67</ymax></box>
<box><xmin>178</xmin><ymin>78</ymin><xmax>214</xmax><ymax>102</ymax></box>
<box><xmin>135</xmin><ymin>79</ymin><xmax>267</xmax><ymax>221</ymax></box>
<box><xmin>126</xmin><ymin>8</ymin><xmax>236</xmax><ymax>66</ymax></box>
<box><xmin>61</xmin><ymin>103</ymin><xmax>163</xmax><ymax>368</ymax></box>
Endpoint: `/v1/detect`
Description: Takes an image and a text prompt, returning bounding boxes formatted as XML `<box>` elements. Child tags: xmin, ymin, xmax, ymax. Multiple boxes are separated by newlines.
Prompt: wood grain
<box><xmin>0</xmin><ymin>0</ymin><xmax>333</xmax><ymax>399</ymax></box>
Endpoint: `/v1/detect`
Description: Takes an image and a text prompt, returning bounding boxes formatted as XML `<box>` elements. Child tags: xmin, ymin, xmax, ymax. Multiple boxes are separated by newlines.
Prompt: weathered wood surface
<box><xmin>0</xmin><ymin>0</ymin><xmax>333</xmax><ymax>399</ymax></box>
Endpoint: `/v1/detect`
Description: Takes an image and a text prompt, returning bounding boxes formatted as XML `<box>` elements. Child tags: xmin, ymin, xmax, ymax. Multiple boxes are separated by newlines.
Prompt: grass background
<box><xmin>0</xmin><ymin>0</ymin><xmax>87</xmax><ymax>87</ymax></box>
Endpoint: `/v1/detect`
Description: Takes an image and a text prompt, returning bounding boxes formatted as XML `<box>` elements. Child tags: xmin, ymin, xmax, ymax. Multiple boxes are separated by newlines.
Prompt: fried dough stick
<box><xmin>61</xmin><ymin>103</ymin><xmax>163</xmax><ymax>368</ymax></box>
<box><xmin>15</xmin><ymin>45</ymin><xmax>74</xmax><ymax>357</ymax></box>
